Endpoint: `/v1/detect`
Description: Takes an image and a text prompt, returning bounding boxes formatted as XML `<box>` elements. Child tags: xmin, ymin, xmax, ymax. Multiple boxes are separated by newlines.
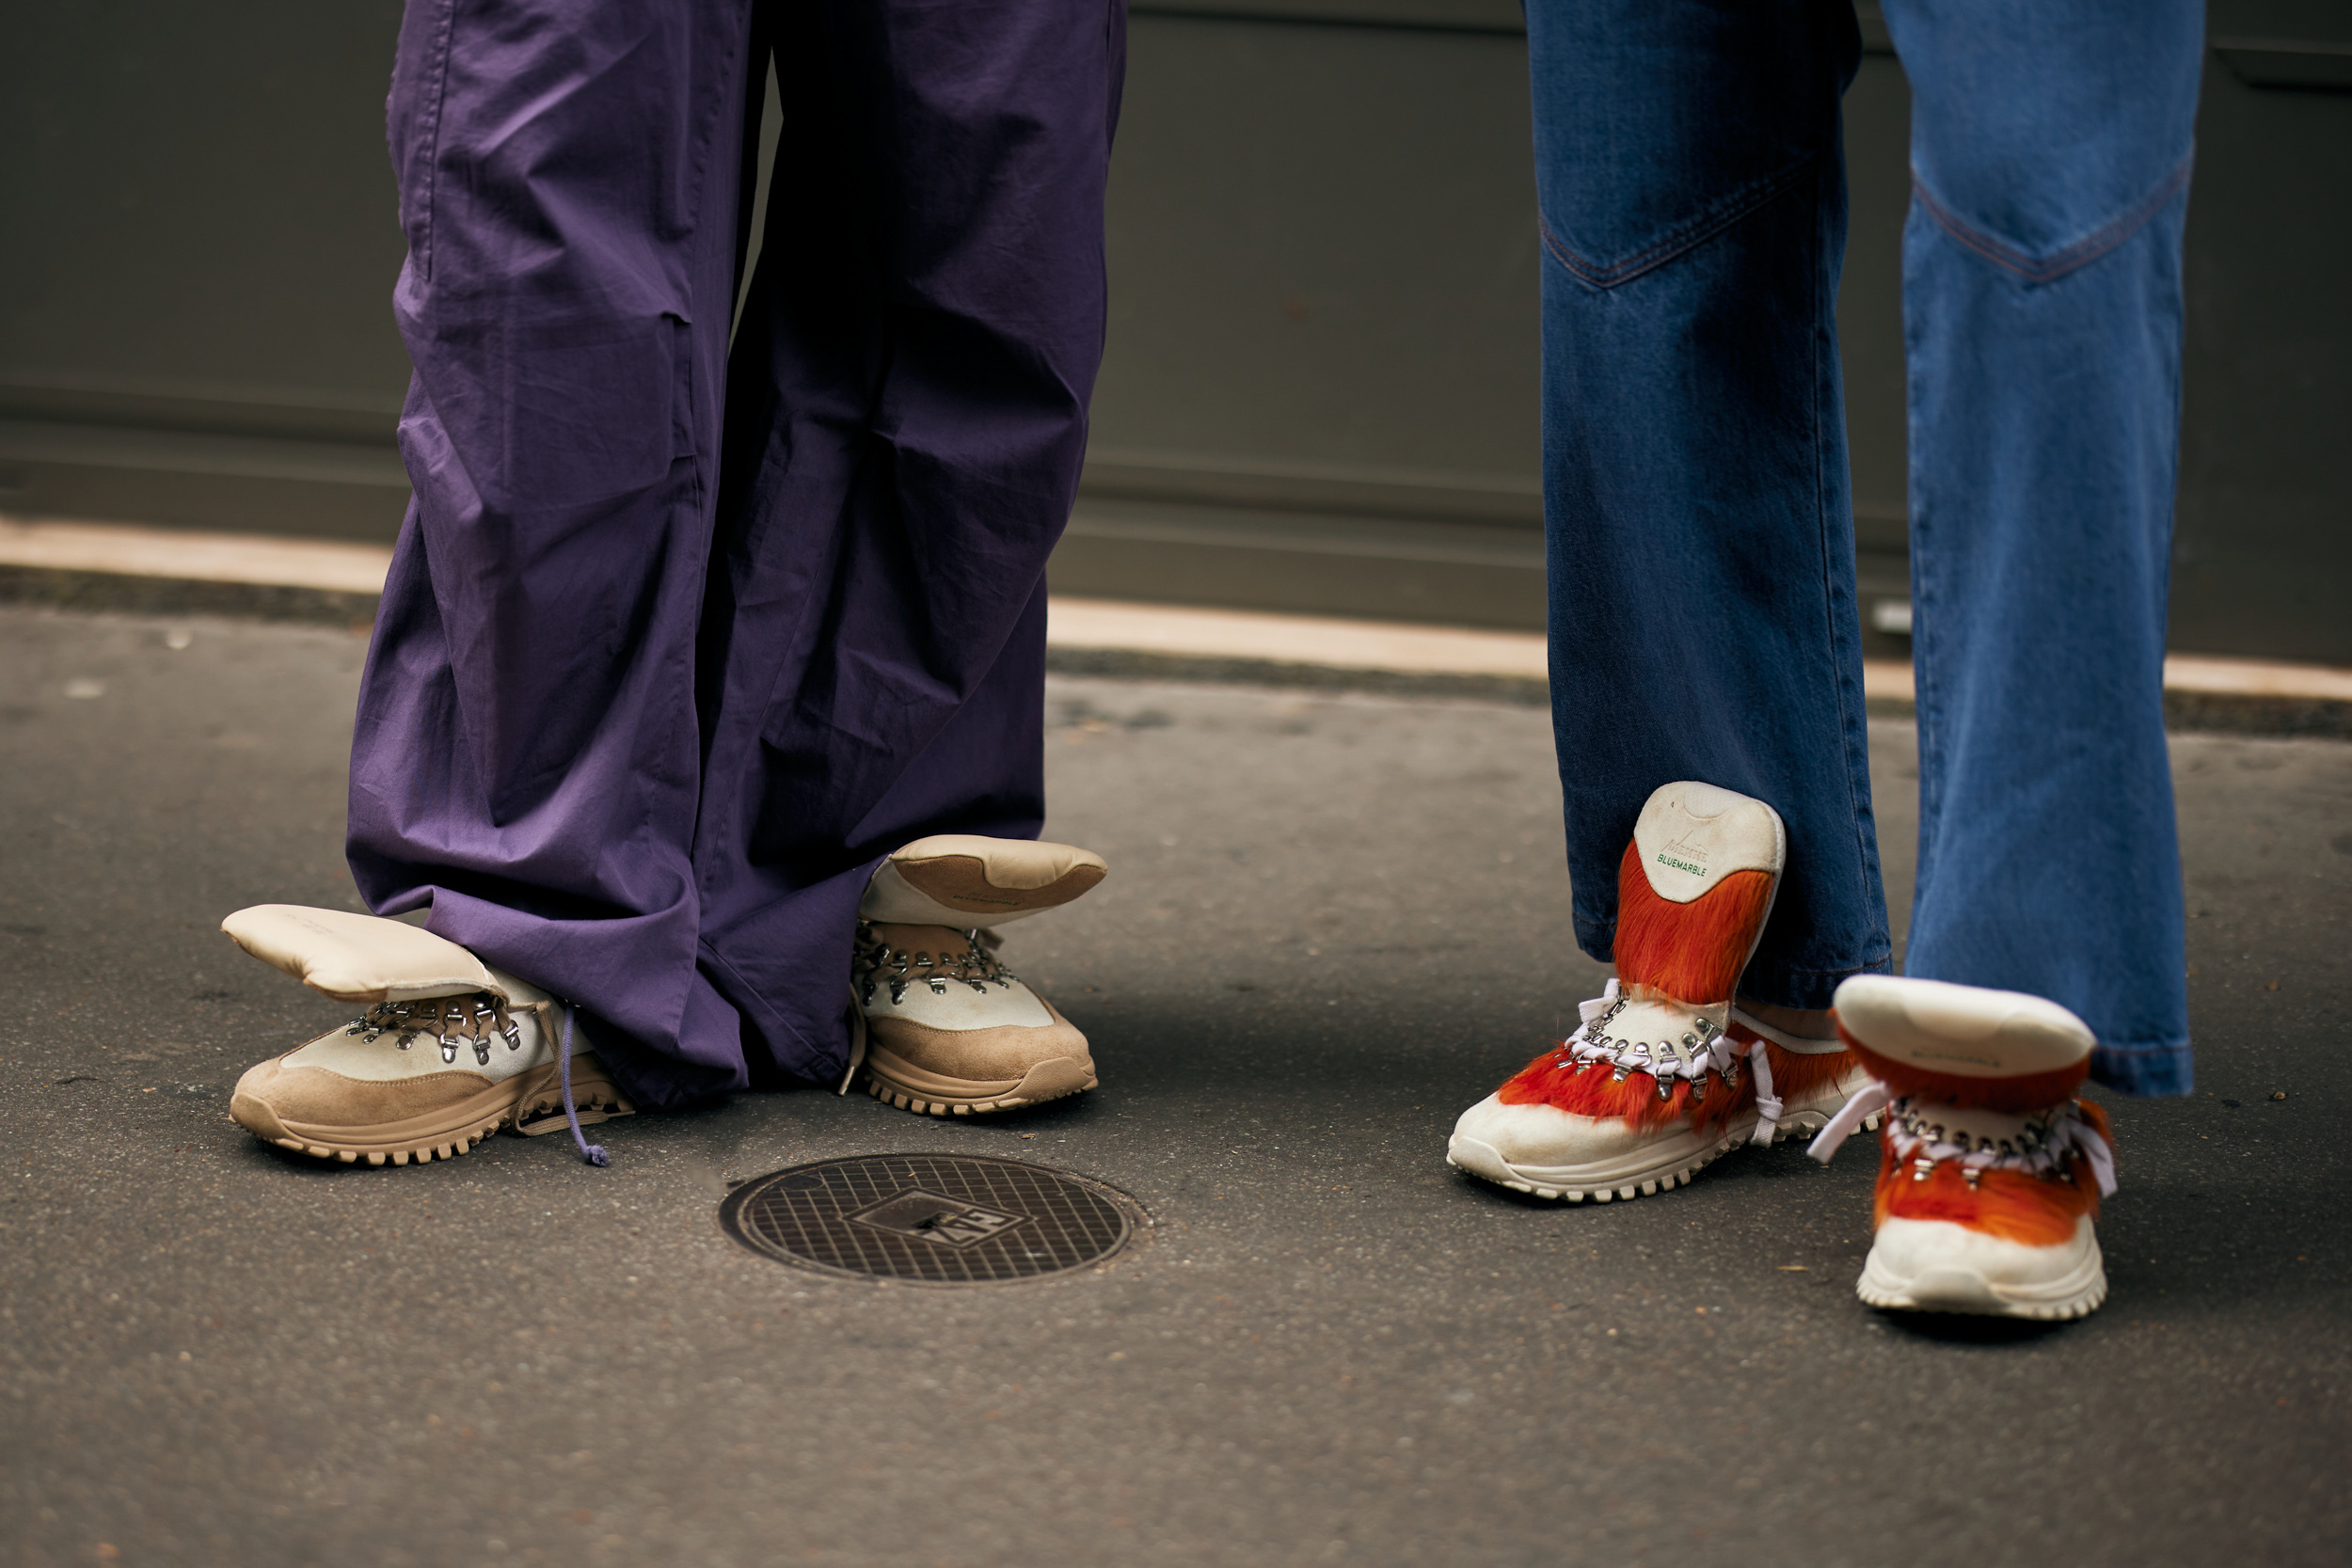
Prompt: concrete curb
<box><xmin>0</xmin><ymin>564</ymin><xmax>379</xmax><ymax>629</ymax></box>
<box><xmin>1042</xmin><ymin>644</ymin><xmax>1551</xmax><ymax>705</ymax></box>
<box><xmin>5</xmin><ymin>515</ymin><xmax>2348</xmax><ymax>737</ymax></box>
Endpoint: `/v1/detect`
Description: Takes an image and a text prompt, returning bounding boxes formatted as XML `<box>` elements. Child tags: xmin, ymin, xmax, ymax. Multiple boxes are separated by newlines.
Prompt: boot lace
<box><xmin>343</xmin><ymin>992</ymin><xmax>526</xmax><ymax>1066</ymax></box>
<box><xmin>1549</xmin><ymin>977</ymin><xmax>1791</xmax><ymax>1144</ymax></box>
<box><xmin>345</xmin><ymin>990</ymin><xmax>611</xmax><ymax>1169</ymax></box>
<box><xmin>852</xmin><ymin>923</ymin><xmax>1019</xmax><ymax>1006</ymax></box>
<box><xmin>1808</xmin><ymin>1083</ymin><xmax>2117</xmax><ymax>1196</ymax></box>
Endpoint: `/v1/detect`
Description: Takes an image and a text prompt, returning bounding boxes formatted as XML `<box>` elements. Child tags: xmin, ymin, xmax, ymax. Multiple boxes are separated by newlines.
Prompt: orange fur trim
<box><xmin>1835</xmin><ymin>1021</ymin><xmax>2089</xmax><ymax>1112</ymax></box>
<box><xmin>1495</xmin><ymin>1032</ymin><xmax>1856</xmax><ymax>1134</ymax></box>
<box><xmin>1496</xmin><ymin>1046</ymin><xmax>1752</xmax><ymax>1133</ymax></box>
<box><xmin>1727</xmin><ymin>1025</ymin><xmax>1861</xmax><ymax>1106</ymax></box>
<box><xmin>1612</xmin><ymin>843</ymin><xmax>1774</xmax><ymax>1006</ymax></box>
<box><xmin>1872</xmin><ymin>1123</ymin><xmax>2101</xmax><ymax>1246</ymax></box>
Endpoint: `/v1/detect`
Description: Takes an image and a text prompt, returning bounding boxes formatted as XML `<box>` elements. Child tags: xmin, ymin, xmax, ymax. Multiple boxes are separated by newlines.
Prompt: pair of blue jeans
<box><xmin>1530</xmin><ymin>0</ymin><xmax>2201</xmax><ymax>1095</ymax></box>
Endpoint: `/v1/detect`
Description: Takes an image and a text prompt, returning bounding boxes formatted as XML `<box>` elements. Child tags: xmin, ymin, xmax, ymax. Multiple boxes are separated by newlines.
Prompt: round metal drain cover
<box><xmin>719</xmin><ymin>1153</ymin><xmax>1142</xmax><ymax>1285</ymax></box>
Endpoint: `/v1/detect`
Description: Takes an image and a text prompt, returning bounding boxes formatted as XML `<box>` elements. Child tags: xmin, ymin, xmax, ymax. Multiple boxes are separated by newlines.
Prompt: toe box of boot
<box><xmin>230</xmin><ymin>1052</ymin><xmax>500</xmax><ymax>1137</ymax></box>
<box><xmin>1450</xmin><ymin>1092</ymin><xmax>1680</xmax><ymax>1178</ymax></box>
<box><xmin>865</xmin><ymin>1006</ymin><xmax>1093</xmax><ymax>1087</ymax></box>
<box><xmin>1860</xmin><ymin>1213</ymin><xmax>2106</xmax><ymax>1318</ymax></box>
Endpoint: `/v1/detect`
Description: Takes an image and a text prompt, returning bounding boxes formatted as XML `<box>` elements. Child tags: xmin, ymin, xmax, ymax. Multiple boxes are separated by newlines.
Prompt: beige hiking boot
<box><xmin>851</xmin><ymin>835</ymin><xmax>1106</xmax><ymax>1116</ymax></box>
<box><xmin>222</xmin><ymin>906</ymin><xmax>632</xmax><ymax>1166</ymax></box>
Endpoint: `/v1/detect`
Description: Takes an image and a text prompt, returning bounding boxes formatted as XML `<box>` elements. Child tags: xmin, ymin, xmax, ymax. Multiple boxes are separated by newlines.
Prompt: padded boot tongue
<box><xmin>860</xmin><ymin>834</ymin><xmax>1107</xmax><ymax>927</ymax></box>
<box><xmin>1614</xmin><ymin>781</ymin><xmax>1786</xmax><ymax>1006</ymax></box>
<box><xmin>221</xmin><ymin>905</ymin><xmax>507</xmax><ymax>1006</ymax></box>
<box><xmin>1834</xmin><ymin>974</ymin><xmax>2093</xmax><ymax>1079</ymax></box>
<box><xmin>1630</xmin><ymin>781</ymin><xmax>1787</xmax><ymax>903</ymax></box>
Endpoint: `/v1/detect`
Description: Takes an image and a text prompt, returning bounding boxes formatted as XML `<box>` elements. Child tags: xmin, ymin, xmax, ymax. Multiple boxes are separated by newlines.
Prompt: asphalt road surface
<box><xmin>3</xmin><ymin>607</ymin><xmax>2345</xmax><ymax>1568</ymax></box>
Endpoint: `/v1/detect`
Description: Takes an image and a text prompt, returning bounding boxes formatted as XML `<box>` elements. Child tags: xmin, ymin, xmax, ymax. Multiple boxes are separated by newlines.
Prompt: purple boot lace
<box><xmin>555</xmin><ymin>1004</ymin><xmax>609</xmax><ymax>1167</ymax></box>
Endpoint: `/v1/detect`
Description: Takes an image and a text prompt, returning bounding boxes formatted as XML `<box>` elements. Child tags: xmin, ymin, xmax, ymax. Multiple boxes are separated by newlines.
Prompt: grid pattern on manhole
<box><xmin>718</xmin><ymin>1154</ymin><xmax>1137</xmax><ymax>1284</ymax></box>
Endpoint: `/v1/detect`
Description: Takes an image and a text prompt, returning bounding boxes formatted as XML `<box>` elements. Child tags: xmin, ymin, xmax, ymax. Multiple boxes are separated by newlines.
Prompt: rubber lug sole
<box><xmin>230</xmin><ymin>1056</ymin><xmax>634</xmax><ymax>1167</ymax></box>
<box><xmin>860</xmin><ymin>1055</ymin><xmax>1096</xmax><ymax>1117</ymax></box>
<box><xmin>1856</xmin><ymin>1239</ymin><xmax>2109</xmax><ymax>1321</ymax></box>
<box><xmin>1447</xmin><ymin>1109</ymin><xmax>1879</xmax><ymax>1203</ymax></box>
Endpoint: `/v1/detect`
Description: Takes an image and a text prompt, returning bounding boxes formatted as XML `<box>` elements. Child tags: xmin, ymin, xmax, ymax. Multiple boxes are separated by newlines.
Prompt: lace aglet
<box><xmin>554</xmin><ymin>1002</ymin><xmax>612</xmax><ymax>1170</ymax></box>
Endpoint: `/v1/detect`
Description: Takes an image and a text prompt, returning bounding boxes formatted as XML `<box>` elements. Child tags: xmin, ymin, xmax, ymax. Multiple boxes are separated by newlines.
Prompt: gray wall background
<box><xmin>2</xmin><ymin>0</ymin><xmax>2345</xmax><ymax>660</ymax></box>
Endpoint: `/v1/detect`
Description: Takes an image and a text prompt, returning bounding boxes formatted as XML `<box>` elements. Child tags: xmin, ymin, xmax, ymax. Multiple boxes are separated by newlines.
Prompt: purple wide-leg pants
<box><xmin>348</xmin><ymin>0</ymin><xmax>1125</xmax><ymax>1109</ymax></box>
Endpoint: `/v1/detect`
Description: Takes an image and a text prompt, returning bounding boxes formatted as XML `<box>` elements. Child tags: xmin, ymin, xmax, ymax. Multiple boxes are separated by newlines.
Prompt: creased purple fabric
<box><xmin>349</xmin><ymin>0</ymin><xmax>1124</xmax><ymax>1110</ymax></box>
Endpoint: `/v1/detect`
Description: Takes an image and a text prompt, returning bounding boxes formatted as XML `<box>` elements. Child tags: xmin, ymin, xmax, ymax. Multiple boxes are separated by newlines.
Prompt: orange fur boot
<box><xmin>1807</xmin><ymin>974</ymin><xmax>2117</xmax><ymax>1319</ymax></box>
<box><xmin>1449</xmin><ymin>781</ymin><xmax>1873</xmax><ymax>1202</ymax></box>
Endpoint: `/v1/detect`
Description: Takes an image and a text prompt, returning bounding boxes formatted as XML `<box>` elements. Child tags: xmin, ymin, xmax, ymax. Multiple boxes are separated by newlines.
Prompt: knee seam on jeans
<box><xmin>1912</xmin><ymin>152</ymin><xmax>2193</xmax><ymax>285</ymax></box>
<box><xmin>1539</xmin><ymin>151</ymin><xmax>1824</xmax><ymax>291</ymax></box>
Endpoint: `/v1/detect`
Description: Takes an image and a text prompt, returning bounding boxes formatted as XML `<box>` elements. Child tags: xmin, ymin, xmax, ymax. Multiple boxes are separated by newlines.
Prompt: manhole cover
<box><xmin>719</xmin><ymin>1153</ymin><xmax>1142</xmax><ymax>1285</ymax></box>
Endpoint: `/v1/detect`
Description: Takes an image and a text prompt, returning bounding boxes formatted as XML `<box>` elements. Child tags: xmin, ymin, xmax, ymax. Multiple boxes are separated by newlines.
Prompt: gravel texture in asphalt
<box><xmin>2</xmin><ymin>607</ymin><xmax>2346</xmax><ymax>1567</ymax></box>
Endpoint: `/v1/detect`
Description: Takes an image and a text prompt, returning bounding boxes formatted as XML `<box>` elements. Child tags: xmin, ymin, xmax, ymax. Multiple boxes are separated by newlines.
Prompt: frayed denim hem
<box><xmin>1737</xmin><ymin>954</ymin><xmax>1896</xmax><ymax>1013</ymax></box>
<box><xmin>2090</xmin><ymin>1040</ymin><xmax>2194</xmax><ymax>1099</ymax></box>
<box><xmin>1572</xmin><ymin>913</ymin><xmax>1893</xmax><ymax>1012</ymax></box>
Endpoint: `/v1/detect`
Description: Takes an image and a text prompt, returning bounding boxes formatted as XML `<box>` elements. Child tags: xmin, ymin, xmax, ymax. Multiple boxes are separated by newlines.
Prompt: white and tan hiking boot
<box><xmin>223</xmin><ymin>905</ymin><xmax>632</xmax><ymax>1166</ymax></box>
<box><xmin>851</xmin><ymin>835</ymin><xmax>1105</xmax><ymax>1117</ymax></box>
<box><xmin>1808</xmin><ymin>975</ymin><xmax>2118</xmax><ymax>1320</ymax></box>
<box><xmin>1449</xmin><ymin>781</ymin><xmax>1874</xmax><ymax>1201</ymax></box>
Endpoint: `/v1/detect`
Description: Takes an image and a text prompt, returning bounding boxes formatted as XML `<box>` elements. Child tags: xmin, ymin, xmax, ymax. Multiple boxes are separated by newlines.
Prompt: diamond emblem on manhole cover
<box><xmin>848</xmin><ymin>1189</ymin><xmax>1025</xmax><ymax>1248</ymax></box>
<box><xmin>719</xmin><ymin>1154</ymin><xmax>1142</xmax><ymax>1284</ymax></box>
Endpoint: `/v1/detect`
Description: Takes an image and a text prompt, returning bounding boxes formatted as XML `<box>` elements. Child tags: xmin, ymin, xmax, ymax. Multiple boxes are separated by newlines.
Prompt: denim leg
<box><xmin>1529</xmin><ymin>0</ymin><xmax>1889</xmax><ymax>1009</ymax></box>
<box><xmin>1884</xmin><ymin>0</ymin><xmax>2202</xmax><ymax>1095</ymax></box>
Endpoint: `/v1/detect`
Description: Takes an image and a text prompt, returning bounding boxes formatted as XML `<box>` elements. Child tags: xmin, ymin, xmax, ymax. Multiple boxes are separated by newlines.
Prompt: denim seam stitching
<box><xmin>1906</xmin><ymin>294</ymin><xmax>1942</xmax><ymax>914</ymax></box>
<box><xmin>1538</xmin><ymin>152</ymin><xmax>1823</xmax><ymax>291</ymax></box>
<box><xmin>1912</xmin><ymin>152</ymin><xmax>2193</xmax><ymax>285</ymax></box>
<box><xmin>1810</xmin><ymin>151</ymin><xmax>1885</xmax><ymax>967</ymax></box>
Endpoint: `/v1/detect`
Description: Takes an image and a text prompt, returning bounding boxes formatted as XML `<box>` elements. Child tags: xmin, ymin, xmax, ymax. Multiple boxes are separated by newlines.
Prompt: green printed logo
<box><xmin>1656</xmin><ymin>830</ymin><xmax>1712</xmax><ymax>880</ymax></box>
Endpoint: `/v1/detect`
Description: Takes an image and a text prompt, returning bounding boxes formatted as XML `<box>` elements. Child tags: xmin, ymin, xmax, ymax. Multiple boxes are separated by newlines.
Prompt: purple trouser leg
<box><xmin>349</xmin><ymin>0</ymin><xmax>1123</xmax><ymax>1110</ymax></box>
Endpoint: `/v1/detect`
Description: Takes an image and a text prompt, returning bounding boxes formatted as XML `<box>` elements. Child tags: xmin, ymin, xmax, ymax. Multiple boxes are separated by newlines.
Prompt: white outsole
<box><xmin>1446</xmin><ymin>1108</ymin><xmax>1877</xmax><ymax>1203</ymax></box>
<box><xmin>1856</xmin><ymin>1238</ymin><xmax>2109</xmax><ymax>1322</ymax></box>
